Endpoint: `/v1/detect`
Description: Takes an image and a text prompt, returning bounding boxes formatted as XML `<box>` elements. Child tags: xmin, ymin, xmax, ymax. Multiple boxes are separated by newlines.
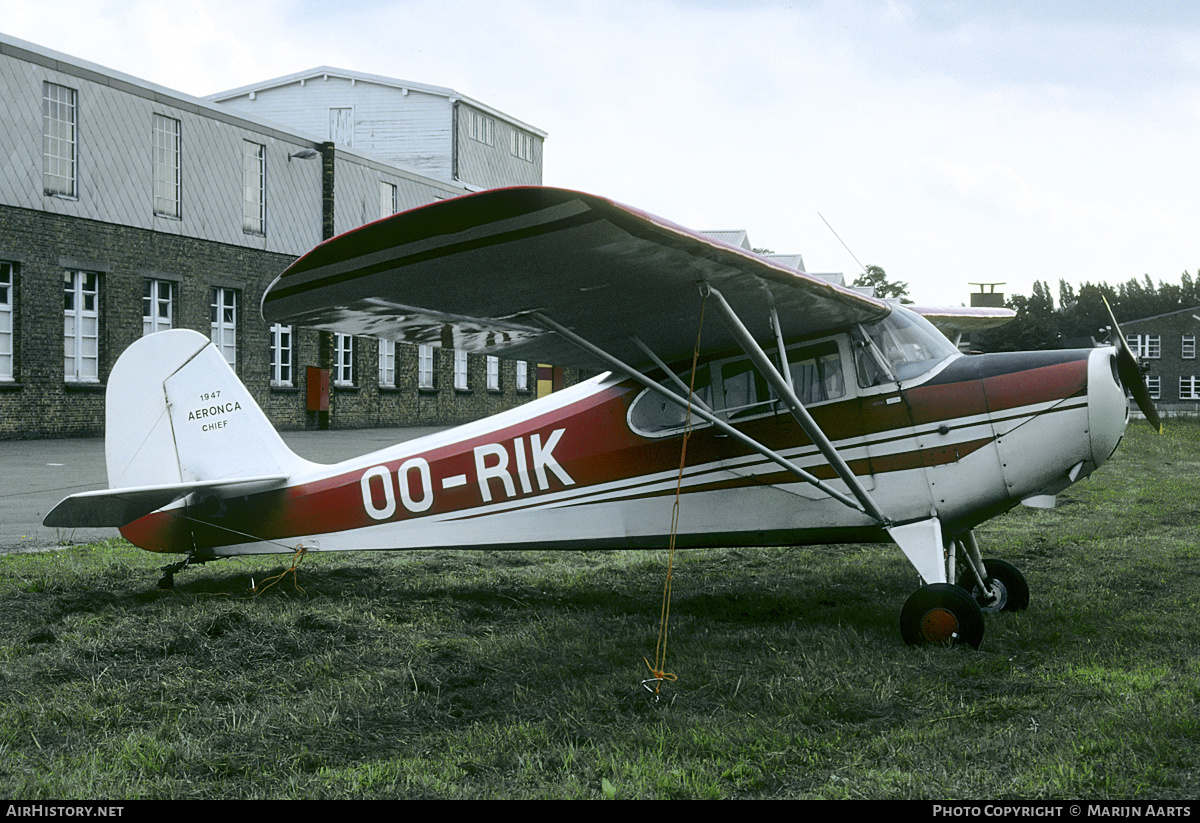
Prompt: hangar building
<box><xmin>0</xmin><ymin>32</ymin><xmax>558</xmax><ymax>439</ymax></box>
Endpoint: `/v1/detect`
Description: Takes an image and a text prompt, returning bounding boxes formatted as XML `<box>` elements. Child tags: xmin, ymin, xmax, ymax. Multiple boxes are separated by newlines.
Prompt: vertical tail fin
<box><xmin>105</xmin><ymin>330</ymin><xmax>308</xmax><ymax>489</ymax></box>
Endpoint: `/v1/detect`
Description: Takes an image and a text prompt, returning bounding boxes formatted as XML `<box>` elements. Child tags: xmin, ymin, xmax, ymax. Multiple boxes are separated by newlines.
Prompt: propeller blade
<box><xmin>1103</xmin><ymin>296</ymin><xmax>1163</xmax><ymax>433</ymax></box>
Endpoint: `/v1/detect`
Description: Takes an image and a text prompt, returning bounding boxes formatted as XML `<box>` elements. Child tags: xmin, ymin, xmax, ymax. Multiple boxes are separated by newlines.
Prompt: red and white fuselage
<box><xmin>116</xmin><ymin>336</ymin><xmax>1128</xmax><ymax>562</ymax></box>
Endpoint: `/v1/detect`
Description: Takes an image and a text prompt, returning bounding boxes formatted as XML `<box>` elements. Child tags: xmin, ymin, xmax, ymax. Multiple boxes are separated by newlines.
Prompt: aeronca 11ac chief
<box><xmin>45</xmin><ymin>187</ymin><xmax>1162</xmax><ymax>649</ymax></box>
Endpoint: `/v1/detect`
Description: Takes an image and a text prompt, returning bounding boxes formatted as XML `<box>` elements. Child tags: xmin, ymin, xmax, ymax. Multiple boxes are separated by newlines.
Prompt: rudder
<box><xmin>105</xmin><ymin>330</ymin><xmax>306</xmax><ymax>489</ymax></box>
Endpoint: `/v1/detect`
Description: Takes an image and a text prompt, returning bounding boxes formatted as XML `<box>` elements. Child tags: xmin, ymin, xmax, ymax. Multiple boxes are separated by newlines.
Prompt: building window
<box><xmin>1146</xmin><ymin>374</ymin><xmax>1160</xmax><ymax>400</ymax></box>
<box><xmin>380</xmin><ymin>182</ymin><xmax>397</xmax><ymax>217</ymax></box>
<box><xmin>1183</xmin><ymin>334</ymin><xmax>1196</xmax><ymax>360</ymax></box>
<box><xmin>334</xmin><ymin>334</ymin><xmax>355</xmax><ymax>386</ymax></box>
<box><xmin>0</xmin><ymin>262</ymin><xmax>13</xmax><ymax>381</ymax></box>
<box><xmin>153</xmin><ymin>115</ymin><xmax>181</xmax><ymax>217</ymax></box>
<box><xmin>516</xmin><ymin>360</ymin><xmax>529</xmax><ymax>392</ymax></box>
<box><xmin>270</xmin><ymin>324</ymin><xmax>293</xmax><ymax>387</ymax></box>
<box><xmin>1181</xmin><ymin>376</ymin><xmax>1200</xmax><ymax>401</ymax></box>
<box><xmin>486</xmin><ymin>355</ymin><xmax>500</xmax><ymax>391</ymax></box>
<box><xmin>378</xmin><ymin>338</ymin><xmax>396</xmax><ymax>387</ymax></box>
<box><xmin>454</xmin><ymin>349</ymin><xmax>468</xmax><ymax>390</ymax></box>
<box><xmin>210</xmin><ymin>287</ymin><xmax>237</xmax><ymax>368</ymax></box>
<box><xmin>43</xmin><ymin>83</ymin><xmax>77</xmax><ymax>197</ymax></box>
<box><xmin>64</xmin><ymin>271</ymin><xmax>99</xmax><ymax>382</ymax></box>
<box><xmin>510</xmin><ymin>130</ymin><xmax>534</xmax><ymax>161</ymax></box>
<box><xmin>143</xmin><ymin>279</ymin><xmax>174</xmax><ymax>335</ymax></box>
<box><xmin>418</xmin><ymin>344</ymin><xmax>435</xmax><ymax>389</ymax></box>
<box><xmin>468</xmin><ymin>110</ymin><xmax>494</xmax><ymax>145</ymax></box>
<box><xmin>1126</xmin><ymin>334</ymin><xmax>1160</xmax><ymax>360</ymax></box>
<box><xmin>242</xmin><ymin>141</ymin><xmax>265</xmax><ymax>234</ymax></box>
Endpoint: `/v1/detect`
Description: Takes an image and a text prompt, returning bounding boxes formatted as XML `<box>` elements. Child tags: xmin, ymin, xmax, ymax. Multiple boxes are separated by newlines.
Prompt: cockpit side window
<box><xmin>855</xmin><ymin>306</ymin><xmax>958</xmax><ymax>386</ymax></box>
<box><xmin>628</xmin><ymin>336</ymin><xmax>851</xmax><ymax>437</ymax></box>
<box><xmin>721</xmin><ymin>359</ymin><xmax>771</xmax><ymax>418</ymax></box>
<box><xmin>785</xmin><ymin>340</ymin><xmax>845</xmax><ymax>405</ymax></box>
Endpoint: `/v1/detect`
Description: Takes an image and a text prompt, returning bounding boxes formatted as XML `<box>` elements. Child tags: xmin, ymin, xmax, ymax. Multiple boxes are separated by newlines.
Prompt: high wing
<box><xmin>262</xmin><ymin>187</ymin><xmax>893</xmax><ymax>371</ymax></box>
<box><xmin>908</xmin><ymin>304</ymin><xmax>1016</xmax><ymax>340</ymax></box>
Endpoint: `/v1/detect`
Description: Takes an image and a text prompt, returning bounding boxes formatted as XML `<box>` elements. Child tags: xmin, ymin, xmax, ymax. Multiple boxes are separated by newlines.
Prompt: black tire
<box><xmin>900</xmin><ymin>583</ymin><xmax>985</xmax><ymax>649</ymax></box>
<box><xmin>958</xmin><ymin>558</ymin><xmax>1029</xmax><ymax>613</ymax></box>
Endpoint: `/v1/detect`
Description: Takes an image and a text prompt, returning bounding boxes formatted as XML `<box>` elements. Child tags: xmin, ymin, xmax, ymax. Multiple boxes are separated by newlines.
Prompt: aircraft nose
<box><xmin>1087</xmin><ymin>346</ymin><xmax>1129</xmax><ymax>467</ymax></box>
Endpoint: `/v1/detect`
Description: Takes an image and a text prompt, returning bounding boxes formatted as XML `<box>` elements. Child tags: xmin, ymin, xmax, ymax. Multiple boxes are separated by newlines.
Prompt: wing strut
<box><xmin>700</xmin><ymin>284</ymin><xmax>891</xmax><ymax>526</ymax></box>
<box><xmin>527</xmin><ymin>310</ymin><xmax>877</xmax><ymax>520</ymax></box>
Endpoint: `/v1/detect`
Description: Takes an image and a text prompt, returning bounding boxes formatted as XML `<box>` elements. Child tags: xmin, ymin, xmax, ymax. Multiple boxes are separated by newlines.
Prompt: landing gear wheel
<box><xmin>900</xmin><ymin>583</ymin><xmax>985</xmax><ymax>649</ymax></box>
<box><xmin>958</xmin><ymin>558</ymin><xmax>1029</xmax><ymax>613</ymax></box>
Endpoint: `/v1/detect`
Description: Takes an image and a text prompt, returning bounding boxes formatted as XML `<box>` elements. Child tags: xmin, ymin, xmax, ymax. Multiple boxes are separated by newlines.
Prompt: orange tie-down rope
<box><xmin>643</xmin><ymin>295</ymin><xmax>706</xmax><ymax>697</ymax></box>
<box><xmin>252</xmin><ymin>545</ymin><xmax>309</xmax><ymax>596</ymax></box>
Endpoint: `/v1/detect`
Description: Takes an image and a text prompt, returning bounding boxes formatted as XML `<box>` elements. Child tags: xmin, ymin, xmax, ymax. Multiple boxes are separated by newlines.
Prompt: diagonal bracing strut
<box><xmin>699</xmin><ymin>283</ymin><xmax>891</xmax><ymax>526</ymax></box>
<box><xmin>527</xmin><ymin>310</ymin><xmax>882</xmax><ymax>521</ymax></box>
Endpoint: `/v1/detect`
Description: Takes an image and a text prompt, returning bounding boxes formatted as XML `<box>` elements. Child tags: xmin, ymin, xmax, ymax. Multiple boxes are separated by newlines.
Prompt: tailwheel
<box><xmin>900</xmin><ymin>583</ymin><xmax>985</xmax><ymax>649</ymax></box>
<box><xmin>958</xmin><ymin>558</ymin><xmax>1029</xmax><ymax>613</ymax></box>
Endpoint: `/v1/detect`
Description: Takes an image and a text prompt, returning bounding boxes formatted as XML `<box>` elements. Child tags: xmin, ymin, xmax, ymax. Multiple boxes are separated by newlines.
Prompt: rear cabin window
<box><xmin>629</xmin><ymin>338</ymin><xmax>847</xmax><ymax>436</ymax></box>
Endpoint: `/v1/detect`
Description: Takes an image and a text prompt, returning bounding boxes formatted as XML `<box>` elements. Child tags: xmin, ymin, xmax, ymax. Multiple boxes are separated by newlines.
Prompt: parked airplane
<box><xmin>45</xmin><ymin>187</ymin><xmax>1159</xmax><ymax>648</ymax></box>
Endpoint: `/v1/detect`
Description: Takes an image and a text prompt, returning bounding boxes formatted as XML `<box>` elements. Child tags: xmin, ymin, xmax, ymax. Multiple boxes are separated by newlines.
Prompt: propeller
<box><xmin>1103</xmin><ymin>296</ymin><xmax>1163</xmax><ymax>433</ymax></box>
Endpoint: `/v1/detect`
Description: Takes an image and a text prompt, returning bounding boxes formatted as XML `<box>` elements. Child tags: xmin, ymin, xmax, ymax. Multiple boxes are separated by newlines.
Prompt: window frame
<box><xmin>378</xmin><ymin>338</ymin><xmax>396</xmax><ymax>388</ymax></box>
<box><xmin>510</xmin><ymin>129</ymin><xmax>534</xmax><ymax>162</ymax></box>
<box><xmin>242</xmin><ymin>140</ymin><xmax>266</xmax><ymax>235</ymax></box>
<box><xmin>1180</xmin><ymin>375</ymin><xmax>1200</xmax><ymax>401</ymax></box>
<box><xmin>453</xmin><ymin>349</ymin><xmax>469</xmax><ymax>390</ymax></box>
<box><xmin>43</xmin><ymin>82</ymin><xmax>78</xmax><ymax>198</ymax></box>
<box><xmin>1127</xmin><ymin>334</ymin><xmax>1161</xmax><ymax>360</ymax></box>
<box><xmin>418</xmin><ymin>344</ymin><xmax>435</xmax><ymax>389</ymax></box>
<box><xmin>142</xmin><ymin>279</ymin><xmax>174</xmax><ymax>336</ymax></box>
<box><xmin>486</xmin><ymin>355</ymin><xmax>500</xmax><ymax>391</ymax></box>
<box><xmin>380</xmin><ymin>182</ymin><xmax>397</xmax><ymax>217</ymax></box>
<box><xmin>210</xmin><ymin>287</ymin><xmax>238</xmax><ymax>369</ymax></box>
<box><xmin>152</xmin><ymin>114</ymin><xmax>181</xmax><ymax>218</ymax></box>
<box><xmin>270</xmin><ymin>323</ymin><xmax>293</xmax><ymax>387</ymax></box>
<box><xmin>0</xmin><ymin>262</ymin><xmax>14</xmax><ymax>381</ymax></box>
<box><xmin>63</xmin><ymin>270</ymin><xmax>100</xmax><ymax>383</ymax></box>
<box><xmin>1183</xmin><ymin>334</ymin><xmax>1196</xmax><ymax>360</ymax></box>
<box><xmin>334</xmin><ymin>334</ymin><xmax>355</xmax><ymax>387</ymax></box>
<box><xmin>468</xmin><ymin>110</ymin><xmax>495</xmax><ymax>146</ymax></box>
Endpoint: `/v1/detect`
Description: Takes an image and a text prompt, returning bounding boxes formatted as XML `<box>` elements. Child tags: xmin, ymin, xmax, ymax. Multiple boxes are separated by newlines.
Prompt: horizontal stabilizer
<box><xmin>43</xmin><ymin>475</ymin><xmax>288</xmax><ymax>528</ymax></box>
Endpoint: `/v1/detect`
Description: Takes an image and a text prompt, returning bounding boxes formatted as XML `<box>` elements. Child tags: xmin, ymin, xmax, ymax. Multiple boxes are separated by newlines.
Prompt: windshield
<box><xmin>855</xmin><ymin>305</ymin><xmax>958</xmax><ymax>385</ymax></box>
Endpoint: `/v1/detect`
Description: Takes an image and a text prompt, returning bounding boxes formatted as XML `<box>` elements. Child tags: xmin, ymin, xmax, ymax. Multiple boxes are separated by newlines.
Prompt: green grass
<box><xmin>0</xmin><ymin>422</ymin><xmax>1197</xmax><ymax>798</ymax></box>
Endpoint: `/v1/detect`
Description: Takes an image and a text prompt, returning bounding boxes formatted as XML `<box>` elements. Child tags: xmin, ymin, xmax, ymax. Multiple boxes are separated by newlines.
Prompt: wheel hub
<box><xmin>920</xmin><ymin>607</ymin><xmax>960</xmax><ymax>644</ymax></box>
<box><xmin>975</xmin><ymin>579</ymin><xmax>1009</xmax><ymax>613</ymax></box>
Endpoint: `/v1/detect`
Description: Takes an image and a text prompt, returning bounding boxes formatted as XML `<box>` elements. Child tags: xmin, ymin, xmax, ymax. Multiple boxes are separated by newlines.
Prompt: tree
<box><xmin>973</xmin><ymin>271</ymin><xmax>1200</xmax><ymax>353</ymax></box>
<box><xmin>853</xmin><ymin>265</ymin><xmax>912</xmax><ymax>303</ymax></box>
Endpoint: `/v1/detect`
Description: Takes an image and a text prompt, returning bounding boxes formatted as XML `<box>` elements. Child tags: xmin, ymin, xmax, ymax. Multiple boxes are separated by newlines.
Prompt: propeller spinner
<box><xmin>1103</xmin><ymin>296</ymin><xmax>1163</xmax><ymax>433</ymax></box>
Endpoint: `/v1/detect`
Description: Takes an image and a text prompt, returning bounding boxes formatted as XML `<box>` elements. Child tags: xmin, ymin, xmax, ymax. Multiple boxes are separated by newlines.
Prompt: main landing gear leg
<box><xmin>954</xmin><ymin>531</ymin><xmax>1030</xmax><ymax>613</ymax></box>
<box><xmin>891</xmin><ymin>525</ymin><xmax>1031</xmax><ymax>648</ymax></box>
<box><xmin>890</xmin><ymin>518</ymin><xmax>985</xmax><ymax>649</ymax></box>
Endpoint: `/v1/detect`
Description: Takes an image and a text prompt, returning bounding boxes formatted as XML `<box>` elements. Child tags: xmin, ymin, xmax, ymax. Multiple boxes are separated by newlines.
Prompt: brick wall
<box><xmin>0</xmin><ymin>204</ymin><xmax>575</xmax><ymax>439</ymax></box>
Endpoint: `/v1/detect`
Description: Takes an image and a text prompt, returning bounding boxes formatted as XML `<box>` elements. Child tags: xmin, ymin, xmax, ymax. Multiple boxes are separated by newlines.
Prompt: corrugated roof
<box><xmin>701</xmin><ymin>230</ymin><xmax>750</xmax><ymax>250</ymax></box>
<box><xmin>208</xmin><ymin>66</ymin><xmax>547</xmax><ymax>138</ymax></box>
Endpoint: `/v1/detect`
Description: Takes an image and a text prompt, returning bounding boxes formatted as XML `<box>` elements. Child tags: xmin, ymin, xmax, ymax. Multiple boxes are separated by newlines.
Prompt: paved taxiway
<box><xmin>0</xmin><ymin>427</ymin><xmax>447</xmax><ymax>551</ymax></box>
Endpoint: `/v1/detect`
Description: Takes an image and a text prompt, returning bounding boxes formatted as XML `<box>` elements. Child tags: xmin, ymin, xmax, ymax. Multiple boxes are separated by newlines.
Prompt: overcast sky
<box><xmin>6</xmin><ymin>0</ymin><xmax>1200</xmax><ymax>306</ymax></box>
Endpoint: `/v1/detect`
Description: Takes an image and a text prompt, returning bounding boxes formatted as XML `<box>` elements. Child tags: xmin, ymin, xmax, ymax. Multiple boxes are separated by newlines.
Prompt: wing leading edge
<box><xmin>262</xmin><ymin>187</ymin><xmax>892</xmax><ymax>371</ymax></box>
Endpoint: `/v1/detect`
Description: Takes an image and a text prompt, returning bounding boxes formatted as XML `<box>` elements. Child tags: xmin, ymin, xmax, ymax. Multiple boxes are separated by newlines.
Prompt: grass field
<box><xmin>0</xmin><ymin>421</ymin><xmax>1197</xmax><ymax>799</ymax></box>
